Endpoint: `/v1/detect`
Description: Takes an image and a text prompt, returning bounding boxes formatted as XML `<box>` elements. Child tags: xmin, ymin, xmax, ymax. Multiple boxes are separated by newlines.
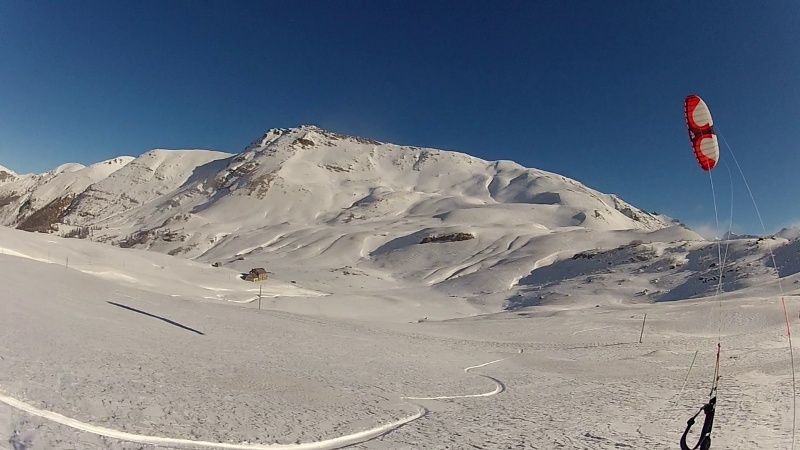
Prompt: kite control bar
<box><xmin>680</xmin><ymin>396</ymin><xmax>717</xmax><ymax>450</ymax></box>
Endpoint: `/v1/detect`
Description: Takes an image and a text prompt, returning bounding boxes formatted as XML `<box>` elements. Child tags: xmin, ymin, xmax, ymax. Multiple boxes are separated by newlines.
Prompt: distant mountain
<box><xmin>8</xmin><ymin>126</ymin><xmax>766</xmax><ymax>309</ymax></box>
<box><xmin>0</xmin><ymin>157</ymin><xmax>134</xmax><ymax>231</ymax></box>
<box><xmin>0</xmin><ymin>126</ymin><xmax>672</xmax><ymax>240</ymax></box>
<box><xmin>776</xmin><ymin>227</ymin><xmax>800</xmax><ymax>241</ymax></box>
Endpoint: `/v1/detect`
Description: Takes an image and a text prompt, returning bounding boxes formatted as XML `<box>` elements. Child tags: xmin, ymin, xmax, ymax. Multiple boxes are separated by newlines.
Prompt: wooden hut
<box><xmin>244</xmin><ymin>268</ymin><xmax>268</xmax><ymax>282</ymax></box>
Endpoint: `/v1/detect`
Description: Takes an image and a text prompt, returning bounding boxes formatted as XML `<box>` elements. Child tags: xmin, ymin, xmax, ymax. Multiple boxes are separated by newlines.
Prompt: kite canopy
<box><xmin>684</xmin><ymin>95</ymin><xmax>719</xmax><ymax>171</ymax></box>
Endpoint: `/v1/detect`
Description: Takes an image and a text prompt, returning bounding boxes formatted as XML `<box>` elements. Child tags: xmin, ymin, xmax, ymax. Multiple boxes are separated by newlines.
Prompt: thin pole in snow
<box><xmin>258</xmin><ymin>285</ymin><xmax>262</xmax><ymax>311</ymax></box>
<box><xmin>639</xmin><ymin>313</ymin><xmax>647</xmax><ymax>344</ymax></box>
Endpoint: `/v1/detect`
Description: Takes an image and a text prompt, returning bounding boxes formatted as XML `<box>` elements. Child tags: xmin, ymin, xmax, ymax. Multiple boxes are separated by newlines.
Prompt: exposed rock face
<box><xmin>420</xmin><ymin>233</ymin><xmax>475</xmax><ymax>244</ymax></box>
<box><xmin>17</xmin><ymin>195</ymin><xmax>75</xmax><ymax>233</ymax></box>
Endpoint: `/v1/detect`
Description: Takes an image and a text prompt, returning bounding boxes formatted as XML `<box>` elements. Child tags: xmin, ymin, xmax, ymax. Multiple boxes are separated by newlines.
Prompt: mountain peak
<box><xmin>298</xmin><ymin>124</ymin><xmax>323</xmax><ymax>131</ymax></box>
<box><xmin>88</xmin><ymin>156</ymin><xmax>135</xmax><ymax>169</ymax></box>
<box><xmin>0</xmin><ymin>164</ymin><xmax>16</xmax><ymax>182</ymax></box>
<box><xmin>245</xmin><ymin>125</ymin><xmax>384</xmax><ymax>153</ymax></box>
<box><xmin>48</xmin><ymin>163</ymin><xmax>86</xmax><ymax>176</ymax></box>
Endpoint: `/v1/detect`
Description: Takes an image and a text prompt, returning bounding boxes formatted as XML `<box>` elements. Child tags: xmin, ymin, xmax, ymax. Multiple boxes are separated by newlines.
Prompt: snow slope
<box><xmin>0</xmin><ymin>157</ymin><xmax>134</xmax><ymax>229</ymax></box>
<box><xmin>1</xmin><ymin>225</ymin><xmax>798</xmax><ymax>449</ymax></box>
<box><xmin>0</xmin><ymin>226</ymin><xmax>320</xmax><ymax>303</ymax></box>
<box><xmin>67</xmin><ymin>149</ymin><xmax>232</xmax><ymax>226</ymax></box>
<box><xmin>0</xmin><ymin>231</ymin><xmax>517</xmax><ymax>448</ymax></box>
<box><xmin>512</xmin><ymin>234</ymin><xmax>800</xmax><ymax>310</ymax></box>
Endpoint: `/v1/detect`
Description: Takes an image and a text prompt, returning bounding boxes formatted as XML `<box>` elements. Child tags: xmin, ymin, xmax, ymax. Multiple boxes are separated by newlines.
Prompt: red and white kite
<box><xmin>684</xmin><ymin>95</ymin><xmax>719</xmax><ymax>171</ymax></box>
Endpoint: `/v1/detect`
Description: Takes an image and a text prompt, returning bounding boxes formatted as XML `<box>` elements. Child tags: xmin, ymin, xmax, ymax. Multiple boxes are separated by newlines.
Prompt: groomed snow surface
<box><xmin>1</xmin><ymin>226</ymin><xmax>798</xmax><ymax>449</ymax></box>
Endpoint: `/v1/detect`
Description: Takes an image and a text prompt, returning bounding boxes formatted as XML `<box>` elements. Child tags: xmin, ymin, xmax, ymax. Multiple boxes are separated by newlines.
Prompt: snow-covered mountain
<box><xmin>0</xmin><ymin>157</ymin><xmax>134</xmax><ymax>231</ymax></box>
<box><xmin>1</xmin><ymin>127</ymin><xmax>670</xmax><ymax>234</ymax></box>
<box><xmin>5</xmin><ymin>125</ymin><xmax>796</xmax><ymax>311</ymax></box>
<box><xmin>66</xmin><ymin>149</ymin><xmax>232</xmax><ymax>230</ymax></box>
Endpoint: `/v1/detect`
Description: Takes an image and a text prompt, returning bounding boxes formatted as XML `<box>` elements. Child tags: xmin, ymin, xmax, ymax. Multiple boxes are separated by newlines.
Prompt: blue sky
<box><xmin>0</xmin><ymin>1</ymin><xmax>798</xmax><ymax>234</ymax></box>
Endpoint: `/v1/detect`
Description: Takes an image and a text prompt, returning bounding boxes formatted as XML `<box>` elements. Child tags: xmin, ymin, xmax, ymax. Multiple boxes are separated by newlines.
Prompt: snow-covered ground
<box><xmin>1</xmin><ymin>225</ymin><xmax>798</xmax><ymax>449</ymax></box>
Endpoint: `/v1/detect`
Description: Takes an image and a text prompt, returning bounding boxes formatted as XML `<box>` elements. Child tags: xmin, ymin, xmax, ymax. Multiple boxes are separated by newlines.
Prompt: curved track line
<box><xmin>0</xmin><ymin>358</ymin><xmax>510</xmax><ymax>449</ymax></box>
<box><xmin>0</xmin><ymin>389</ymin><xmax>424</xmax><ymax>450</ymax></box>
<box><xmin>402</xmin><ymin>358</ymin><xmax>507</xmax><ymax>400</ymax></box>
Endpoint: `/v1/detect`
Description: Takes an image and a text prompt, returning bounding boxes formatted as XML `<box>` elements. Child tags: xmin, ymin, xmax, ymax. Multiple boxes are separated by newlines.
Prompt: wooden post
<box><xmin>639</xmin><ymin>313</ymin><xmax>647</xmax><ymax>344</ymax></box>
<box><xmin>258</xmin><ymin>285</ymin><xmax>262</xmax><ymax>311</ymax></box>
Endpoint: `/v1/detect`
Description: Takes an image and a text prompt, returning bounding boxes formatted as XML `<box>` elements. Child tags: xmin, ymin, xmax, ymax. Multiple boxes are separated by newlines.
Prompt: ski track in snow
<box><xmin>572</xmin><ymin>325</ymin><xmax>613</xmax><ymax>335</ymax></box>
<box><xmin>0</xmin><ymin>357</ymin><xmax>511</xmax><ymax>449</ymax></box>
<box><xmin>0</xmin><ymin>388</ymin><xmax>422</xmax><ymax>449</ymax></box>
<box><xmin>402</xmin><ymin>358</ymin><xmax>508</xmax><ymax>400</ymax></box>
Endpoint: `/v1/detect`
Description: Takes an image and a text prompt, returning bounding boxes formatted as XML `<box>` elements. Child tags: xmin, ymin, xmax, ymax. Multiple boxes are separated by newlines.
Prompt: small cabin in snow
<box><xmin>244</xmin><ymin>268</ymin><xmax>268</xmax><ymax>282</ymax></box>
